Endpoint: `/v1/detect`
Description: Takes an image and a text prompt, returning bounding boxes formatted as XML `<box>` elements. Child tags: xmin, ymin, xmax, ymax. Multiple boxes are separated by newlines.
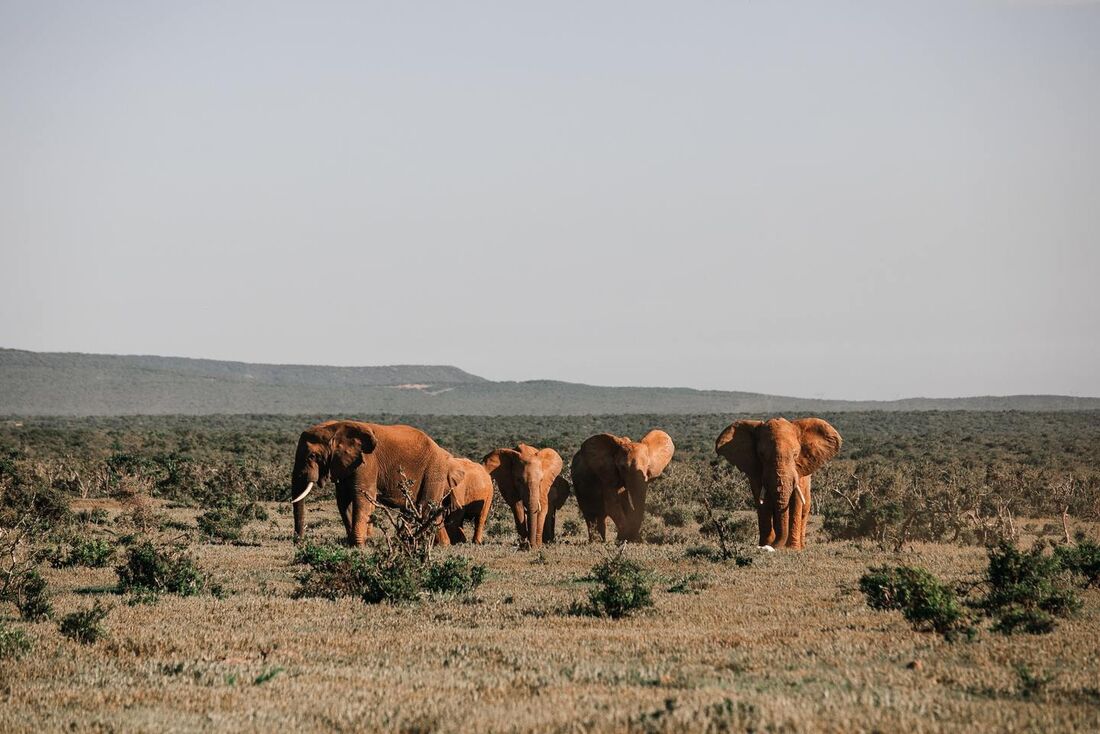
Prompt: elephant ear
<box><xmin>445</xmin><ymin>458</ymin><xmax>467</xmax><ymax>507</ymax></box>
<box><xmin>794</xmin><ymin>418</ymin><xmax>842</xmax><ymax>476</ymax></box>
<box><xmin>715</xmin><ymin>420</ymin><xmax>762</xmax><ymax>479</ymax></box>
<box><xmin>549</xmin><ymin>475</ymin><xmax>571</xmax><ymax>509</ymax></box>
<box><xmin>482</xmin><ymin>448</ymin><xmax>520</xmax><ymax>498</ymax></box>
<box><xmin>536</xmin><ymin>448</ymin><xmax>564</xmax><ymax>478</ymax></box>
<box><xmin>336</xmin><ymin>422</ymin><xmax>378</xmax><ymax>454</ymax></box>
<box><xmin>639</xmin><ymin>430</ymin><xmax>674</xmax><ymax>479</ymax></box>
<box><xmin>577</xmin><ymin>434</ymin><xmax>629</xmax><ymax>487</ymax></box>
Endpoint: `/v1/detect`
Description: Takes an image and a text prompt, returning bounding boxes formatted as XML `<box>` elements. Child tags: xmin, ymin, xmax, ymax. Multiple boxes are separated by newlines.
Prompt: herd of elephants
<box><xmin>288</xmin><ymin>417</ymin><xmax>843</xmax><ymax>552</ymax></box>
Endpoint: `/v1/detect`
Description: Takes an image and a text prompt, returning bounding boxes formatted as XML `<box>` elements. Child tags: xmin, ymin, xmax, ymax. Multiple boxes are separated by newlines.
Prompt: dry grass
<box><xmin>2</xmin><ymin>499</ymin><xmax>1099</xmax><ymax>733</ymax></box>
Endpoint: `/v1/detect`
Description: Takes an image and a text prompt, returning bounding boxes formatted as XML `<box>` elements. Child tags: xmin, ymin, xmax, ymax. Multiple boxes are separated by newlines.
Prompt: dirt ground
<box><xmin>2</xmin><ymin>498</ymin><xmax>1099</xmax><ymax>733</ymax></box>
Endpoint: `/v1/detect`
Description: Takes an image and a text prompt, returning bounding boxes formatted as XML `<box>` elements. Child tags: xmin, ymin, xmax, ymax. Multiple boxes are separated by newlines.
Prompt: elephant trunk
<box><xmin>526</xmin><ymin>480</ymin><xmax>541</xmax><ymax>549</ymax></box>
<box><xmin>290</xmin><ymin>459</ymin><xmax>320</xmax><ymax>542</ymax></box>
<box><xmin>621</xmin><ymin>469</ymin><xmax>648</xmax><ymax>542</ymax></box>
<box><xmin>768</xmin><ymin>474</ymin><xmax>799</xmax><ymax>548</ymax></box>
<box><xmin>292</xmin><ymin>491</ymin><xmax>307</xmax><ymax>542</ymax></box>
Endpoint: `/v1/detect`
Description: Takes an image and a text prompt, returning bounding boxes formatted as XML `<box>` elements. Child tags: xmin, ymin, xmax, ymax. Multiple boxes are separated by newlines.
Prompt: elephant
<box><xmin>482</xmin><ymin>444</ymin><xmax>570</xmax><ymax>549</ymax></box>
<box><xmin>571</xmin><ymin>430</ymin><xmax>675</xmax><ymax>543</ymax></box>
<box><xmin>714</xmin><ymin>417</ymin><xmax>842</xmax><ymax>550</ymax></box>
<box><xmin>288</xmin><ymin>420</ymin><xmax>459</xmax><ymax>547</ymax></box>
<box><xmin>442</xmin><ymin>456</ymin><xmax>494</xmax><ymax>544</ymax></box>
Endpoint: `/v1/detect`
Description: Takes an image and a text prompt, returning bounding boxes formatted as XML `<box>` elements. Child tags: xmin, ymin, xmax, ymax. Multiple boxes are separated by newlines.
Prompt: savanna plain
<box><xmin>1</xmin><ymin>412</ymin><xmax>1099</xmax><ymax>733</ymax></box>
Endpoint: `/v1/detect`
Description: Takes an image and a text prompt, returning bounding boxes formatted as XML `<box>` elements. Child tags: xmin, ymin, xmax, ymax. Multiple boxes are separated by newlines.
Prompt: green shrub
<box><xmin>422</xmin><ymin>556</ymin><xmax>487</xmax><ymax>595</ymax></box>
<box><xmin>14</xmin><ymin>569</ymin><xmax>52</xmax><ymax>621</ymax></box>
<box><xmin>860</xmin><ymin>565</ymin><xmax>974</xmax><ymax>640</ymax></box>
<box><xmin>197</xmin><ymin>500</ymin><xmax>266</xmax><ymax>543</ymax></box>
<box><xmin>116</xmin><ymin>541</ymin><xmax>206</xmax><ymax>596</ymax></box>
<box><xmin>360</xmin><ymin>553</ymin><xmax>422</xmax><ymax>604</ymax></box>
<box><xmin>1054</xmin><ymin>534</ymin><xmax>1100</xmax><ymax>588</ymax></box>
<box><xmin>59</xmin><ymin>602</ymin><xmax>109</xmax><ymax>645</ymax></box>
<box><xmin>294</xmin><ymin>550</ymin><xmax>422</xmax><ymax>604</ymax></box>
<box><xmin>293</xmin><ymin>541</ymin><xmax>352</xmax><ymax>569</ymax></box>
<box><xmin>0</xmin><ymin>620</ymin><xmax>31</xmax><ymax>659</ymax></box>
<box><xmin>47</xmin><ymin>537</ymin><xmax>114</xmax><ymax>568</ymax></box>
<box><xmin>573</xmin><ymin>551</ymin><xmax>654</xmax><ymax>619</ymax></box>
<box><xmin>976</xmin><ymin>541</ymin><xmax>1080</xmax><ymax>635</ymax></box>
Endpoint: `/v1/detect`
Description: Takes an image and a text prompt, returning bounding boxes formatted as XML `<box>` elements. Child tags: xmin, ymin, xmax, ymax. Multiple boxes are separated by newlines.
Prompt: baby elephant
<box><xmin>443</xmin><ymin>457</ymin><xmax>494</xmax><ymax>544</ymax></box>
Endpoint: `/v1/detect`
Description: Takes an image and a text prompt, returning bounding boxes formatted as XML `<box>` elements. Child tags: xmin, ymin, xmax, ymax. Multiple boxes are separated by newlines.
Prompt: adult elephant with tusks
<box><xmin>715</xmin><ymin>417</ymin><xmax>842</xmax><ymax>551</ymax></box>
<box><xmin>288</xmin><ymin>420</ymin><xmax>459</xmax><ymax>547</ymax></box>
<box><xmin>571</xmin><ymin>430</ymin><xmax>675</xmax><ymax>543</ymax></box>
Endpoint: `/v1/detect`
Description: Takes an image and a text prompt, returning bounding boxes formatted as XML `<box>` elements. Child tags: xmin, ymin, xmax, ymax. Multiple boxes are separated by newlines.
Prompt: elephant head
<box><xmin>577</xmin><ymin>430</ymin><xmax>675</xmax><ymax>541</ymax></box>
<box><xmin>715</xmin><ymin>417</ymin><xmax>841</xmax><ymax>548</ymax></box>
<box><xmin>289</xmin><ymin>421</ymin><xmax>377</xmax><ymax>541</ymax></box>
<box><xmin>482</xmin><ymin>443</ymin><xmax>564</xmax><ymax>549</ymax></box>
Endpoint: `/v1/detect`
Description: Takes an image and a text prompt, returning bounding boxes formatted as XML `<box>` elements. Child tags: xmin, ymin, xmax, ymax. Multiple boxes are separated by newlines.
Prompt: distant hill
<box><xmin>2</xmin><ymin>348</ymin><xmax>1098</xmax><ymax>416</ymax></box>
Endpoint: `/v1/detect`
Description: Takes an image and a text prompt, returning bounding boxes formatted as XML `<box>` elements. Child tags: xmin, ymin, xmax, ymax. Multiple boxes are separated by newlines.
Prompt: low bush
<box><xmin>293</xmin><ymin>541</ymin><xmax>352</xmax><ymax>569</ymax></box>
<box><xmin>0</xmin><ymin>620</ymin><xmax>31</xmax><ymax>659</ymax></box>
<box><xmin>59</xmin><ymin>602</ymin><xmax>109</xmax><ymax>645</ymax></box>
<box><xmin>47</xmin><ymin>537</ymin><xmax>114</xmax><ymax>568</ymax></box>
<box><xmin>294</xmin><ymin>550</ymin><xmax>419</xmax><ymax>604</ymax></box>
<box><xmin>572</xmin><ymin>551</ymin><xmax>654</xmax><ymax>619</ymax></box>
<box><xmin>1054</xmin><ymin>534</ymin><xmax>1100</xmax><ymax>589</ymax></box>
<box><xmin>295</xmin><ymin>549</ymin><xmax>486</xmax><ymax>603</ymax></box>
<box><xmin>422</xmin><ymin>556</ymin><xmax>487</xmax><ymax>595</ymax></box>
<box><xmin>976</xmin><ymin>541</ymin><xmax>1080</xmax><ymax>635</ymax></box>
<box><xmin>196</xmin><ymin>500</ymin><xmax>266</xmax><ymax>543</ymax></box>
<box><xmin>14</xmin><ymin>569</ymin><xmax>52</xmax><ymax>621</ymax></box>
<box><xmin>860</xmin><ymin>565</ymin><xmax>975</xmax><ymax>641</ymax></box>
<box><xmin>116</xmin><ymin>541</ymin><xmax>207</xmax><ymax>596</ymax></box>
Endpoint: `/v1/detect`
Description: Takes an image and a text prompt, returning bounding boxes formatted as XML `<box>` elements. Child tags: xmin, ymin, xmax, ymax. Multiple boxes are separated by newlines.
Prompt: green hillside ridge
<box><xmin>2</xmin><ymin>347</ymin><xmax>1097</xmax><ymax>416</ymax></box>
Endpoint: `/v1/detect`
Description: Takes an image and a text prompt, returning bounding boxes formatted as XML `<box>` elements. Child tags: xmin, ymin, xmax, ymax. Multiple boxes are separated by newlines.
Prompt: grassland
<box><xmin>2</xmin><ymin>412</ymin><xmax>1099</xmax><ymax>732</ymax></box>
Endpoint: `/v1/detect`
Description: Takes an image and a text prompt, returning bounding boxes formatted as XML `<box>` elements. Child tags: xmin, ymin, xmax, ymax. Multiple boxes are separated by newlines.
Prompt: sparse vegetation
<box><xmin>573</xmin><ymin>550</ymin><xmax>655</xmax><ymax>618</ymax></box>
<box><xmin>46</xmin><ymin>537</ymin><xmax>114</xmax><ymax>568</ymax></box>
<box><xmin>59</xmin><ymin>602</ymin><xmax>110</xmax><ymax>645</ymax></box>
<box><xmin>1</xmin><ymin>412</ymin><xmax>1099</xmax><ymax>731</ymax></box>
<box><xmin>860</xmin><ymin>565</ymin><xmax>975</xmax><ymax>640</ymax></box>
<box><xmin>116</xmin><ymin>541</ymin><xmax>207</xmax><ymax>597</ymax></box>
<box><xmin>0</xmin><ymin>620</ymin><xmax>31</xmax><ymax>659</ymax></box>
<box><xmin>976</xmin><ymin>541</ymin><xmax>1081</xmax><ymax>635</ymax></box>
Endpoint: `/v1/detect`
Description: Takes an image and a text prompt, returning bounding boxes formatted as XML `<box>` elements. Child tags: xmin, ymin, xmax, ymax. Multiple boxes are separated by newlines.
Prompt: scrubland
<box><xmin>2</xmin><ymin>412</ymin><xmax>1099</xmax><ymax>732</ymax></box>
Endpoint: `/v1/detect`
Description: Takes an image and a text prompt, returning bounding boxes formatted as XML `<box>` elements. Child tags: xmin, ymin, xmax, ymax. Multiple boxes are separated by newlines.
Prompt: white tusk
<box><xmin>758</xmin><ymin>545</ymin><xmax>776</xmax><ymax>552</ymax></box>
<box><xmin>291</xmin><ymin>482</ymin><xmax>315</xmax><ymax>504</ymax></box>
<box><xmin>795</xmin><ymin>484</ymin><xmax>806</xmax><ymax>507</ymax></box>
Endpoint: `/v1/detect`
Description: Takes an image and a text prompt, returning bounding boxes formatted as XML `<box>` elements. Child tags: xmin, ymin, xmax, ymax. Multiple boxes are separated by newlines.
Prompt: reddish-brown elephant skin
<box><xmin>714</xmin><ymin>417</ymin><xmax>842</xmax><ymax>550</ymax></box>
<box><xmin>442</xmin><ymin>457</ymin><xmax>494</xmax><ymax>544</ymax></box>
<box><xmin>482</xmin><ymin>444</ymin><xmax>569</xmax><ymax>549</ymax></box>
<box><xmin>571</xmin><ymin>430</ymin><xmax>675</xmax><ymax>543</ymax></box>
<box><xmin>289</xmin><ymin>420</ymin><xmax>458</xmax><ymax>547</ymax></box>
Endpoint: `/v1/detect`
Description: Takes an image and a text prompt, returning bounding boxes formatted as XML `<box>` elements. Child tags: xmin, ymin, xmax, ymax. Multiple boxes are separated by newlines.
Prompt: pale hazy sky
<box><xmin>2</xmin><ymin>1</ymin><xmax>1098</xmax><ymax>400</ymax></box>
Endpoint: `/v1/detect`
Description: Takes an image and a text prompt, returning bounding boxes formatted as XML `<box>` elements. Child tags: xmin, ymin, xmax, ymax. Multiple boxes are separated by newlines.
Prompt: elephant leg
<box><xmin>786</xmin><ymin>479</ymin><xmax>807</xmax><ymax>550</ymax></box>
<box><xmin>511</xmin><ymin>502</ymin><xmax>528</xmax><ymax>545</ymax></box>
<box><xmin>796</xmin><ymin>477</ymin><xmax>812</xmax><ymax>549</ymax></box>
<box><xmin>751</xmin><ymin>478</ymin><xmax>774</xmax><ymax>546</ymax></box>
<box><xmin>473</xmin><ymin>499</ymin><xmax>490</xmax><ymax>544</ymax></box>
<box><xmin>531</xmin><ymin>508</ymin><xmax>547</xmax><ymax>548</ymax></box>
<box><xmin>350</xmin><ymin>490</ymin><xmax>376</xmax><ymax>547</ymax></box>
<box><xmin>543</xmin><ymin>509</ymin><xmax>556</xmax><ymax>543</ymax></box>
<box><xmin>604</xmin><ymin>489</ymin><xmax>631</xmax><ymax>543</ymax></box>
<box><xmin>337</xmin><ymin>483</ymin><xmax>354</xmax><ymax>541</ymax></box>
